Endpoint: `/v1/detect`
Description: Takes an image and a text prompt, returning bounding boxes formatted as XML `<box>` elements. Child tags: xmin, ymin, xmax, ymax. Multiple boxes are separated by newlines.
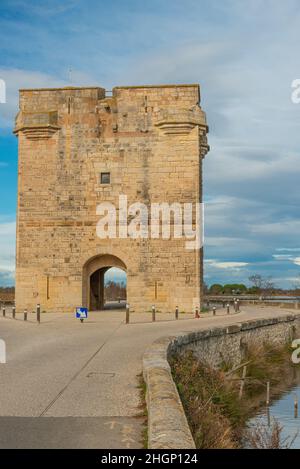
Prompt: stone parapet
<box><xmin>143</xmin><ymin>313</ymin><xmax>300</xmax><ymax>448</ymax></box>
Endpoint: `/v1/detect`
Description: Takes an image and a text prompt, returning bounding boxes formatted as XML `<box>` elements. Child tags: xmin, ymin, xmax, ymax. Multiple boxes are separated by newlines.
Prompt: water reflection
<box><xmin>247</xmin><ymin>384</ymin><xmax>300</xmax><ymax>448</ymax></box>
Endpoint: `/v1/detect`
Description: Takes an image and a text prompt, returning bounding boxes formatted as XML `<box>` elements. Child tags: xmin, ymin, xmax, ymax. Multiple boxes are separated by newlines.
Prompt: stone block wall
<box><xmin>14</xmin><ymin>84</ymin><xmax>209</xmax><ymax>313</ymax></box>
<box><xmin>168</xmin><ymin>315</ymin><xmax>300</xmax><ymax>368</ymax></box>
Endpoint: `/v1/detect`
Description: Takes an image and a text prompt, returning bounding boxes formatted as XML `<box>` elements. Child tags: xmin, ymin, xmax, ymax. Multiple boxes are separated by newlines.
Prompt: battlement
<box><xmin>15</xmin><ymin>83</ymin><xmax>208</xmax><ymax>139</ymax></box>
<box><xmin>19</xmin><ymin>83</ymin><xmax>199</xmax><ymax>92</ymax></box>
<box><xmin>17</xmin><ymin>84</ymin><xmax>200</xmax><ymax>108</ymax></box>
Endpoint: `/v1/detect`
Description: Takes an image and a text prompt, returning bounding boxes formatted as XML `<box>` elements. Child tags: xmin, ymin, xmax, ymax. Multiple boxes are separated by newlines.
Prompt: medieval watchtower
<box><xmin>14</xmin><ymin>84</ymin><xmax>209</xmax><ymax>313</ymax></box>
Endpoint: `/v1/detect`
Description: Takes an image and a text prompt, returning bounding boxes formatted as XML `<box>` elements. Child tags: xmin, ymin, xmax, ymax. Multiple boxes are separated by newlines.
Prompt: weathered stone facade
<box><xmin>14</xmin><ymin>84</ymin><xmax>209</xmax><ymax>313</ymax></box>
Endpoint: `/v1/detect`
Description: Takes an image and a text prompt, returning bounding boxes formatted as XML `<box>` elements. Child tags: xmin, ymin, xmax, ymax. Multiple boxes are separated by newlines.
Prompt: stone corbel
<box><xmin>13</xmin><ymin>111</ymin><xmax>60</xmax><ymax>140</ymax></box>
<box><xmin>154</xmin><ymin>106</ymin><xmax>209</xmax><ymax>136</ymax></box>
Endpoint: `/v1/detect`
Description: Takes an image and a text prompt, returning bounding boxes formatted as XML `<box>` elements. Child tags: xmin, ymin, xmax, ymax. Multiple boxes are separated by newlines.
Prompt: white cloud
<box><xmin>205</xmin><ymin>259</ymin><xmax>248</xmax><ymax>270</ymax></box>
<box><xmin>251</xmin><ymin>221</ymin><xmax>300</xmax><ymax>236</ymax></box>
<box><xmin>272</xmin><ymin>253</ymin><xmax>300</xmax><ymax>268</ymax></box>
<box><xmin>272</xmin><ymin>254</ymin><xmax>294</xmax><ymax>260</ymax></box>
<box><xmin>276</xmin><ymin>248</ymin><xmax>300</xmax><ymax>252</ymax></box>
<box><xmin>0</xmin><ymin>222</ymin><xmax>15</xmax><ymax>236</ymax></box>
<box><xmin>0</xmin><ymin>221</ymin><xmax>16</xmax><ymax>284</ymax></box>
<box><xmin>1</xmin><ymin>0</ymin><xmax>300</xmax><ymax>287</ymax></box>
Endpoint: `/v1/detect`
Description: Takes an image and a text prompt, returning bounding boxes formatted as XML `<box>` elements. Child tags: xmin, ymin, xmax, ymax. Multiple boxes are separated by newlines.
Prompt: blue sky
<box><xmin>1</xmin><ymin>0</ymin><xmax>300</xmax><ymax>288</ymax></box>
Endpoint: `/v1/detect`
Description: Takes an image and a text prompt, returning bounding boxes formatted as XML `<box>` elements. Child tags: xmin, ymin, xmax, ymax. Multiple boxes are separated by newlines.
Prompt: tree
<box><xmin>263</xmin><ymin>277</ymin><xmax>275</xmax><ymax>294</ymax></box>
<box><xmin>248</xmin><ymin>286</ymin><xmax>260</xmax><ymax>294</ymax></box>
<box><xmin>223</xmin><ymin>284</ymin><xmax>247</xmax><ymax>294</ymax></box>
<box><xmin>248</xmin><ymin>274</ymin><xmax>275</xmax><ymax>295</ymax></box>
<box><xmin>248</xmin><ymin>274</ymin><xmax>264</xmax><ymax>290</ymax></box>
<box><xmin>209</xmin><ymin>284</ymin><xmax>223</xmax><ymax>295</ymax></box>
<box><xmin>104</xmin><ymin>281</ymin><xmax>126</xmax><ymax>301</ymax></box>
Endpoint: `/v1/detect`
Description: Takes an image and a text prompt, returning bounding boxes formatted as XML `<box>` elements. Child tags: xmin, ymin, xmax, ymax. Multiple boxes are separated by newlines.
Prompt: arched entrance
<box><xmin>82</xmin><ymin>254</ymin><xmax>127</xmax><ymax>311</ymax></box>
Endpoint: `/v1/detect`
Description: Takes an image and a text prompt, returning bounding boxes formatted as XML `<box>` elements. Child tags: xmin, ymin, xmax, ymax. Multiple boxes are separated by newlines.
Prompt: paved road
<box><xmin>0</xmin><ymin>416</ymin><xmax>142</xmax><ymax>449</ymax></box>
<box><xmin>0</xmin><ymin>306</ymin><xmax>298</xmax><ymax>448</ymax></box>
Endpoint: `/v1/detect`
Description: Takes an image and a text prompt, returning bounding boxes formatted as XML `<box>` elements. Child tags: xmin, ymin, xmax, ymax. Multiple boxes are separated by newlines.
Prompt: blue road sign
<box><xmin>76</xmin><ymin>307</ymin><xmax>88</xmax><ymax>319</ymax></box>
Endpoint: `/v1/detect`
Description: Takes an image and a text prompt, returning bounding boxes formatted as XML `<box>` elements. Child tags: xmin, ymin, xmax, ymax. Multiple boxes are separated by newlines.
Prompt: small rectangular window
<box><xmin>100</xmin><ymin>172</ymin><xmax>110</xmax><ymax>184</ymax></box>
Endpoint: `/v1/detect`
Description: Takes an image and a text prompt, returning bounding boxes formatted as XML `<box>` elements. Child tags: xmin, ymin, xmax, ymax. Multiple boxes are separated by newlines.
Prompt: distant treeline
<box><xmin>206</xmin><ymin>283</ymin><xmax>249</xmax><ymax>295</ymax></box>
<box><xmin>104</xmin><ymin>281</ymin><xmax>126</xmax><ymax>301</ymax></box>
<box><xmin>206</xmin><ymin>274</ymin><xmax>300</xmax><ymax>295</ymax></box>
<box><xmin>0</xmin><ymin>287</ymin><xmax>15</xmax><ymax>302</ymax></box>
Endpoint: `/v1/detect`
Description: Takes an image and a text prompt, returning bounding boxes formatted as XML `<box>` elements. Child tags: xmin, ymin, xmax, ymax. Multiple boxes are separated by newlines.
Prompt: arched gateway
<box><xmin>83</xmin><ymin>255</ymin><xmax>126</xmax><ymax>311</ymax></box>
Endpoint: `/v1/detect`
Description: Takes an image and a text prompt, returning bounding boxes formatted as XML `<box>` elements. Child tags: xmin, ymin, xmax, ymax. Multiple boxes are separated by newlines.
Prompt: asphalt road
<box><xmin>0</xmin><ymin>306</ymin><xmax>297</xmax><ymax>448</ymax></box>
<box><xmin>0</xmin><ymin>416</ymin><xmax>144</xmax><ymax>449</ymax></box>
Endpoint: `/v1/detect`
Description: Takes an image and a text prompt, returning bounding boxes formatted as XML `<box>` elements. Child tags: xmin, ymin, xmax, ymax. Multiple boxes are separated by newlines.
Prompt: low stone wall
<box><xmin>143</xmin><ymin>313</ymin><xmax>300</xmax><ymax>449</ymax></box>
<box><xmin>240</xmin><ymin>301</ymin><xmax>300</xmax><ymax>310</ymax></box>
<box><xmin>212</xmin><ymin>299</ymin><xmax>300</xmax><ymax>310</ymax></box>
<box><xmin>143</xmin><ymin>337</ymin><xmax>196</xmax><ymax>449</ymax></box>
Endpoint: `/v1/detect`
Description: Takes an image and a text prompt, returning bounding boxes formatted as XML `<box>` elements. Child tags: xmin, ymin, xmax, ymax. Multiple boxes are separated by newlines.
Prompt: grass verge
<box><xmin>170</xmin><ymin>341</ymin><xmax>299</xmax><ymax>448</ymax></box>
<box><xmin>137</xmin><ymin>373</ymin><xmax>148</xmax><ymax>448</ymax></box>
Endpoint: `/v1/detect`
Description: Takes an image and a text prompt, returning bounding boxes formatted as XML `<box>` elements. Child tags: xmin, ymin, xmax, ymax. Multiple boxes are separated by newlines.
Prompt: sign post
<box><xmin>76</xmin><ymin>307</ymin><xmax>88</xmax><ymax>323</ymax></box>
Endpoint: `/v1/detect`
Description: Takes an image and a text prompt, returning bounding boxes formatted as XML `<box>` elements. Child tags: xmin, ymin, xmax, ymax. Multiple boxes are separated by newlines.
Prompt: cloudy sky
<box><xmin>0</xmin><ymin>0</ymin><xmax>300</xmax><ymax>288</ymax></box>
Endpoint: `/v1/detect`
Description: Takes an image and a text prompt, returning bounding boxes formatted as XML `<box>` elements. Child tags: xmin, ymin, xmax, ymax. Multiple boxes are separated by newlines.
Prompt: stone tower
<box><xmin>14</xmin><ymin>84</ymin><xmax>209</xmax><ymax>313</ymax></box>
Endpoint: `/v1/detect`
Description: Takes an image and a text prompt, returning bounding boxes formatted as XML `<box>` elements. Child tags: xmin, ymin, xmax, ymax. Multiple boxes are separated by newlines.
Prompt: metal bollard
<box><xmin>2</xmin><ymin>307</ymin><xmax>5</xmax><ymax>318</ymax></box>
<box><xmin>227</xmin><ymin>303</ymin><xmax>230</xmax><ymax>315</ymax></box>
<box><xmin>175</xmin><ymin>306</ymin><xmax>179</xmax><ymax>320</ymax></box>
<box><xmin>213</xmin><ymin>306</ymin><xmax>216</xmax><ymax>316</ymax></box>
<box><xmin>12</xmin><ymin>306</ymin><xmax>16</xmax><ymax>319</ymax></box>
<box><xmin>125</xmin><ymin>303</ymin><xmax>130</xmax><ymax>324</ymax></box>
<box><xmin>36</xmin><ymin>303</ymin><xmax>41</xmax><ymax>324</ymax></box>
<box><xmin>152</xmin><ymin>305</ymin><xmax>156</xmax><ymax>322</ymax></box>
<box><xmin>24</xmin><ymin>309</ymin><xmax>28</xmax><ymax>321</ymax></box>
<box><xmin>195</xmin><ymin>306</ymin><xmax>200</xmax><ymax>319</ymax></box>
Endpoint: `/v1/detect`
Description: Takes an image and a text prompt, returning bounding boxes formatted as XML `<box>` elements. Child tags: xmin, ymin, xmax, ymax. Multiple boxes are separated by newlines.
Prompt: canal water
<box><xmin>266</xmin><ymin>296</ymin><xmax>300</xmax><ymax>303</ymax></box>
<box><xmin>246</xmin><ymin>382</ymin><xmax>300</xmax><ymax>448</ymax></box>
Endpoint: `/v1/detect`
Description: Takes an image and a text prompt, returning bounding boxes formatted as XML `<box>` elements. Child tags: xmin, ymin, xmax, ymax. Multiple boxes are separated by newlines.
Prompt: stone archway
<box><xmin>82</xmin><ymin>254</ymin><xmax>127</xmax><ymax>311</ymax></box>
